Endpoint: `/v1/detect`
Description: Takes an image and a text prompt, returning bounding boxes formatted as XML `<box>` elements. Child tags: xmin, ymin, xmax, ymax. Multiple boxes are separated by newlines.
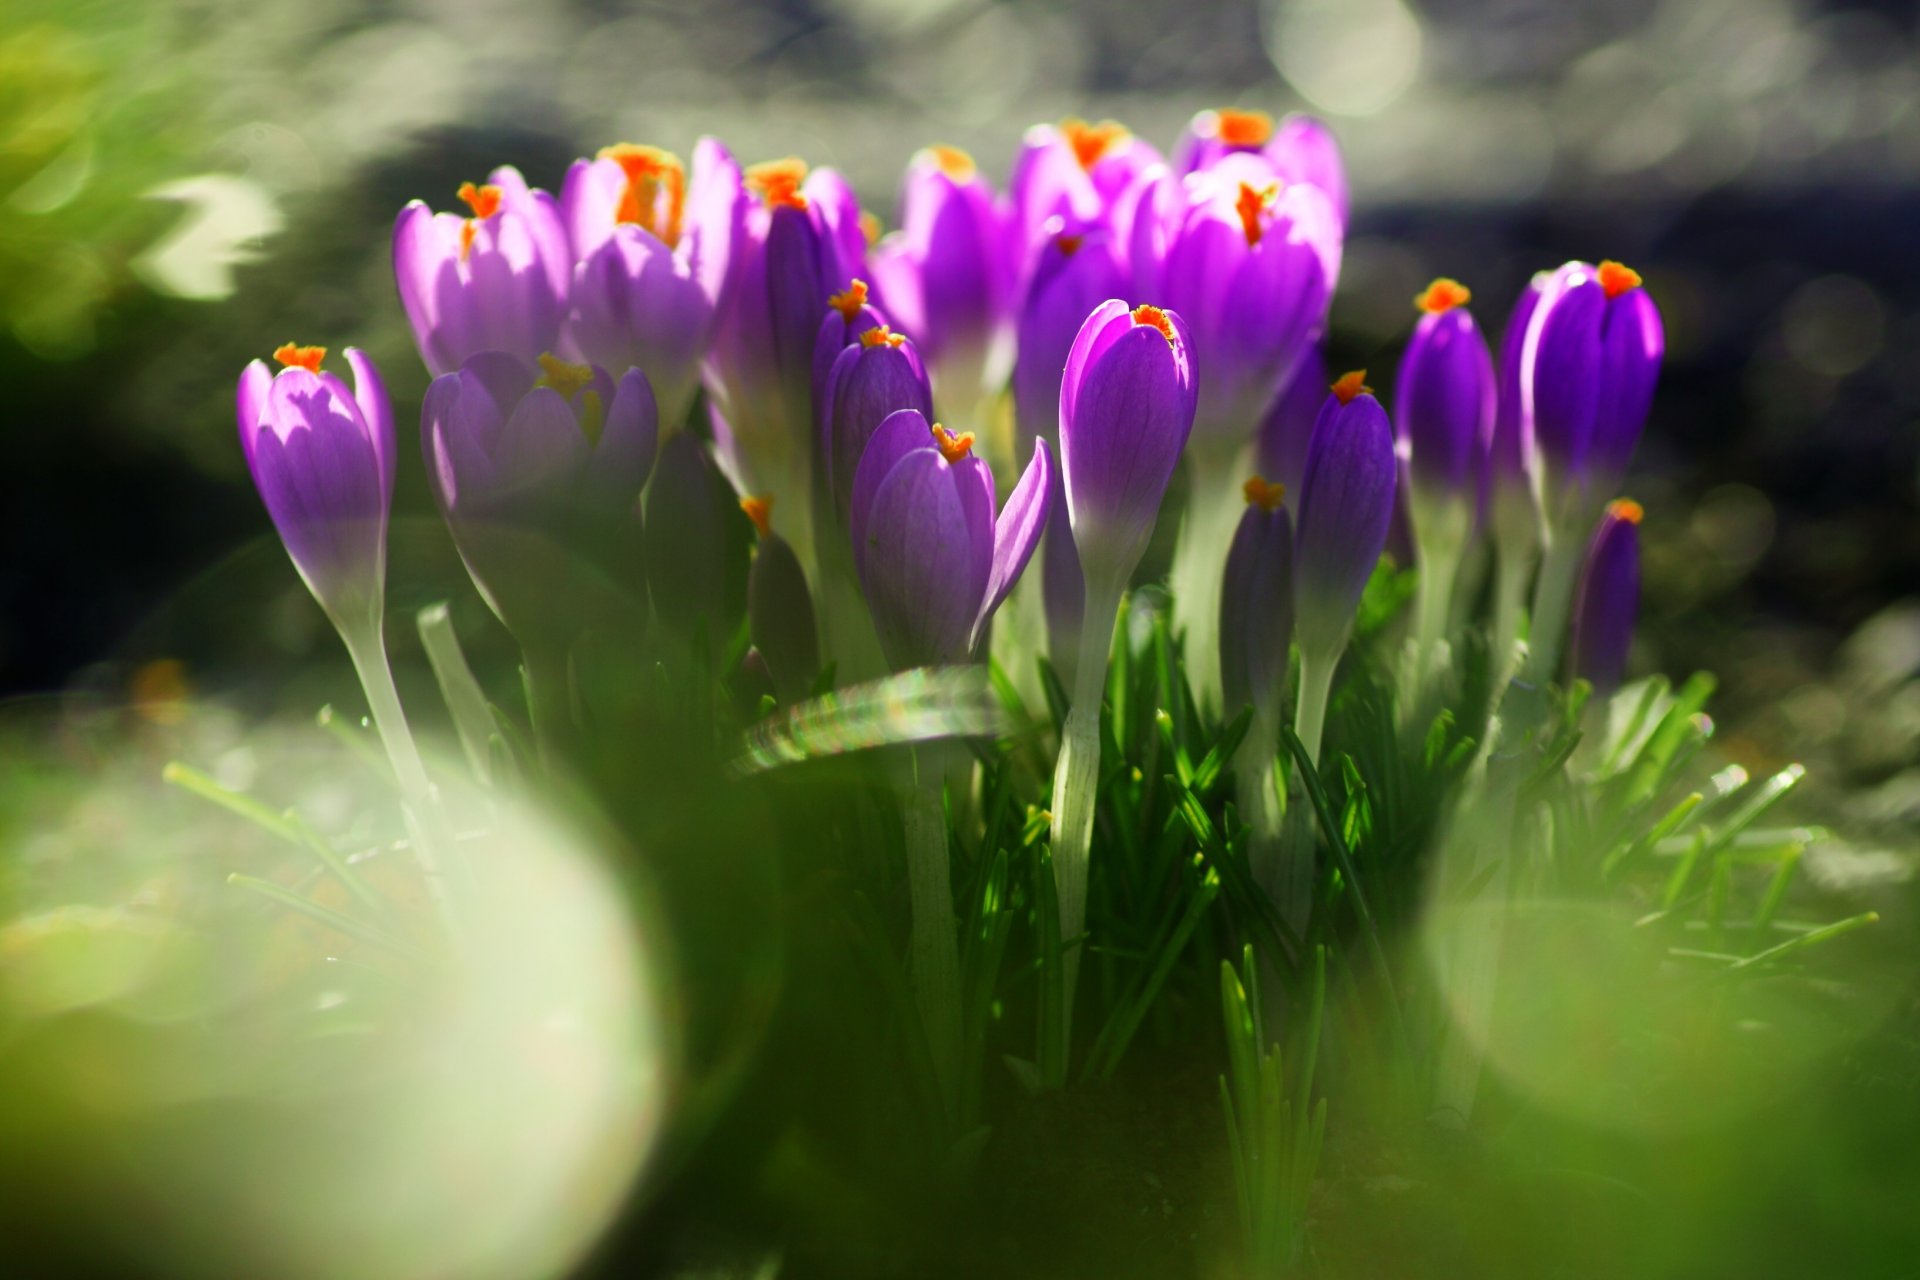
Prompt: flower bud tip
<box><xmin>741</xmin><ymin>494</ymin><xmax>775</xmax><ymax>537</ymax></box>
<box><xmin>1062</xmin><ymin>117</ymin><xmax>1129</xmax><ymax>170</ymax></box>
<box><xmin>1215</xmin><ymin>108</ymin><xmax>1274</xmax><ymax>148</ymax></box>
<box><xmin>535</xmin><ymin>353</ymin><xmax>595</xmax><ymax>399</ymax></box>
<box><xmin>1607</xmin><ymin>497</ymin><xmax>1644</xmax><ymax>525</ymax></box>
<box><xmin>1131</xmin><ymin>303</ymin><xmax>1176</xmax><ymax>344</ymax></box>
<box><xmin>1330</xmin><ymin>369</ymin><xmax>1371</xmax><ymax>404</ymax></box>
<box><xmin>1415</xmin><ymin>277</ymin><xmax>1471</xmax><ymax>314</ymax></box>
<box><xmin>273</xmin><ymin>343</ymin><xmax>326</xmax><ymax>373</ymax></box>
<box><xmin>859</xmin><ymin>325</ymin><xmax>907</xmax><ymax>349</ymax></box>
<box><xmin>1243</xmin><ymin>474</ymin><xmax>1286</xmax><ymax>511</ymax></box>
<box><xmin>1597</xmin><ymin>260</ymin><xmax>1642</xmax><ymax>299</ymax></box>
<box><xmin>746</xmin><ymin>158</ymin><xmax>809</xmax><ymax>210</ymax></box>
<box><xmin>931</xmin><ymin>423</ymin><xmax>975</xmax><ymax>463</ymax></box>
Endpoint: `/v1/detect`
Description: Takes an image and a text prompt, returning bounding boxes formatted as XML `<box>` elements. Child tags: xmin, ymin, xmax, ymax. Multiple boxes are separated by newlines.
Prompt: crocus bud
<box><xmin>707</xmin><ymin>158</ymin><xmax>865</xmax><ymax>500</ymax></box>
<box><xmin>1218</xmin><ymin>475</ymin><xmax>1295</xmax><ymax>719</ymax></box>
<box><xmin>868</xmin><ymin>145</ymin><xmax>1014</xmax><ymax>428</ymax></box>
<box><xmin>238</xmin><ymin>344</ymin><xmax>394</xmax><ymax>630</ymax></box>
<box><xmin>645</xmin><ymin>430</ymin><xmax>747</xmax><ymax>647</ymax></box>
<box><xmin>1008</xmin><ymin>118</ymin><xmax>1161</xmax><ymax>285</ymax></box>
<box><xmin>1143</xmin><ymin>157</ymin><xmax>1340</xmax><ymax>447</ymax></box>
<box><xmin>422</xmin><ymin>352</ymin><xmax>659</xmax><ymax>642</ymax></box>
<box><xmin>1293</xmin><ymin>372</ymin><xmax>1397</xmax><ymax>659</ymax></box>
<box><xmin>1396</xmin><ymin>278</ymin><xmax>1495</xmax><ymax>547</ymax></box>
<box><xmin>849</xmin><ymin>410</ymin><xmax>1052</xmax><ymax>669</ymax></box>
<box><xmin>561</xmin><ymin>138</ymin><xmax>741</xmax><ymax>427</ymax></box>
<box><xmin>1254</xmin><ymin>343</ymin><xmax>1327</xmax><ymax>498</ymax></box>
<box><xmin>743</xmin><ymin>496</ymin><xmax>820</xmax><ymax>703</ymax></box>
<box><xmin>811</xmin><ymin>279</ymin><xmax>890</xmax><ymax>438</ymax></box>
<box><xmin>393</xmin><ymin>168</ymin><xmax>571</xmax><ymax>376</ymax></box>
<box><xmin>819</xmin><ymin>323</ymin><xmax>934</xmax><ymax>529</ymax></box>
<box><xmin>1569</xmin><ymin>498</ymin><xmax>1642</xmax><ymax>697</ymax></box>
<box><xmin>1488</xmin><ymin>275</ymin><xmax>1546</xmax><ymax>555</ymax></box>
<box><xmin>1521</xmin><ymin>260</ymin><xmax>1664</xmax><ymax>526</ymax></box>
<box><xmin>1171</xmin><ymin>109</ymin><xmax>1349</xmax><ymax>229</ymax></box>
<box><xmin>1058</xmin><ymin>300</ymin><xmax>1198</xmax><ymax>590</ymax></box>
<box><xmin>1012</xmin><ymin>221</ymin><xmax>1127</xmax><ymax>456</ymax></box>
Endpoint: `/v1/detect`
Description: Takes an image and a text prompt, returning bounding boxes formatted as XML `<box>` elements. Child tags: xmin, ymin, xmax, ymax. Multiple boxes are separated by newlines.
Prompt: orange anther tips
<box><xmin>741</xmin><ymin>494</ymin><xmax>775</xmax><ymax>537</ymax></box>
<box><xmin>1062</xmin><ymin>117</ymin><xmax>1130</xmax><ymax>170</ymax></box>
<box><xmin>925</xmin><ymin>144</ymin><xmax>977</xmax><ymax>180</ymax></box>
<box><xmin>860</xmin><ymin>211</ymin><xmax>882</xmax><ymax>246</ymax></box>
<box><xmin>457</xmin><ymin>181</ymin><xmax>503</xmax><ymax>221</ymax></box>
<box><xmin>273</xmin><ymin>343</ymin><xmax>326</xmax><ymax>373</ymax></box>
<box><xmin>535</xmin><ymin>353</ymin><xmax>595</xmax><ymax>399</ymax></box>
<box><xmin>1215</xmin><ymin>108</ymin><xmax>1274</xmax><ymax>148</ymax></box>
<box><xmin>1415</xmin><ymin>277</ymin><xmax>1472</xmax><ymax>313</ymax></box>
<box><xmin>1131</xmin><ymin>304</ymin><xmax>1176</xmax><ymax>344</ymax></box>
<box><xmin>1243</xmin><ymin>475</ymin><xmax>1286</xmax><ymax>511</ymax></box>
<box><xmin>1055</xmin><ymin>232</ymin><xmax>1084</xmax><ymax>257</ymax></box>
<box><xmin>828</xmin><ymin>280</ymin><xmax>870</xmax><ymax>324</ymax></box>
<box><xmin>1235</xmin><ymin>181</ymin><xmax>1278</xmax><ymax>247</ymax></box>
<box><xmin>1597</xmin><ymin>260</ymin><xmax>1643</xmax><ymax>299</ymax></box>
<box><xmin>746</xmin><ymin>158</ymin><xmax>810</xmax><ymax>210</ymax></box>
<box><xmin>600</xmin><ymin>143</ymin><xmax>686</xmax><ymax>245</ymax></box>
<box><xmin>859</xmin><ymin>324</ymin><xmax>907</xmax><ymax>349</ymax></box>
<box><xmin>1607</xmin><ymin>498</ymin><xmax>1644</xmax><ymax>525</ymax></box>
<box><xmin>931</xmin><ymin>424</ymin><xmax>975</xmax><ymax>463</ymax></box>
<box><xmin>1330</xmin><ymin>370</ymin><xmax>1372</xmax><ymax>404</ymax></box>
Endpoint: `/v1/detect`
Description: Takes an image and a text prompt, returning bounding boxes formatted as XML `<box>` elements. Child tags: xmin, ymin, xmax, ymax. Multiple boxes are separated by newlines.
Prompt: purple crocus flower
<box><xmin>1137</xmin><ymin>156</ymin><xmax>1341</xmax><ymax>448</ymax></box>
<box><xmin>1488</xmin><ymin>274</ymin><xmax>1546</xmax><ymax>554</ymax></box>
<box><xmin>868</xmin><ymin>145</ymin><xmax>1014</xmax><ymax>428</ymax></box>
<box><xmin>811</xmin><ymin>279</ymin><xmax>890</xmax><ymax>440</ymax></box>
<box><xmin>393</xmin><ymin>168</ymin><xmax>571</xmax><ymax>377</ymax></box>
<box><xmin>1569</xmin><ymin>498</ymin><xmax>1643</xmax><ymax>696</ymax></box>
<box><xmin>1254</xmin><ymin>343</ymin><xmax>1327</xmax><ymax>498</ymax></box>
<box><xmin>1171</xmin><ymin>108</ymin><xmax>1350</xmax><ymax>228</ymax></box>
<box><xmin>237</xmin><ymin>344</ymin><xmax>394</xmax><ymax>628</ymax></box>
<box><xmin>1012</xmin><ymin>221</ymin><xmax>1128</xmax><ymax>457</ymax></box>
<box><xmin>560</xmin><ymin>139</ymin><xmax>741</xmax><ymax>426</ymax></box>
<box><xmin>422</xmin><ymin>352</ymin><xmax>658</xmax><ymax>639</ymax></box>
<box><xmin>1218</xmin><ymin>476</ymin><xmax>1295</xmax><ymax>719</ymax></box>
<box><xmin>849</xmin><ymin>410</ymin><xmax>1053</xmax><ymax>669</ymax></box>
<box><xmin>1058</xmin><ymin>300</ymin><xmax>1199</xmax><ymax>590</ymax></box>
<box><xmin>706</xmin><ymin>158</ymin><xmax>865</xmax><ymax>500</ymax></box>
<box><xmin>1008</xmin><ymin>118</ymin><xmax>1161</xmax><ymax>286</ymax></box>
<box><xmin>1396</xmin><ymin>278</ymin><xmax>1495</xmax><ymax>538</ymax></box>
<box><xmin>1293</xmin><ymin>372</ymin><xmax>1397</xmax><ymax>660</ymax></box>
<box><xmin>819</xmin><ymin>323</ymin><xmax>934</xmax><ymax>529</ymax></box>
<box><xmin>1521</xmin><ymin>260</ymin><xmax>1664</xmax><ymax>524</ymax></box>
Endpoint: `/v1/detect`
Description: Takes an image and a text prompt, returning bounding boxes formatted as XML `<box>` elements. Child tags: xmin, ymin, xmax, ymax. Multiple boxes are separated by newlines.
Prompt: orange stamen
<box><xmin>1132</xmin><ymin>303</ymin><xmax>1176</xmax><ymax>344</ymax></box>
<box><xmin>273</xmin><ymin>343</ymin><xmax>325</xmax><ymax>373</ymax></box>
<box><xmin>925</xmin><ymin>144</ymin><xmax>976</xmax><ymax>181</ymax></box>
<box><xmin>1243</xmin><ymin>474</ymin><xmax>1286</xmax><ymax>511</ymax></box>
<box><xmin>1056</xmin><ymin>232</ymin><xmax>1084</xmax><ymax>257</ymax></box>
<box><xmin>457</xmin><ymin>181</ymin><xmax>503</xmax><ymax>221</ymax></box>
<box><xmin>1215</xmin><ymin>108</ymin><xmax>1274</xmax><ymax>148</ymax></box>
<box><xmin>535</xmin><ymin>353</ymin><xmax>595</xmax><ymax>400</ymax></box>
<box><xmin>600</xmin><ymin>143</ymin><xmax>686</xmax><ymax>247</ymax></box>
<box><xmin>746</xmin><ymin>158</ymin><xmax>810</xmax><ymax>210</ymax></box>
<box><xmin>1061</xmin><ymin>117</ymin><xmax>1129</xmax><ymax>170</ymax></box>
<box><xmin>1330</xmin><ymin>370</ymin><xmax>1371</xmax><ymax>404</ymax></box>
<box><xmin>1235</xmin><ymin>181</ymin><xmax>1278</xmax><ymax>248</ymax></box>
<box><xmin>1607</xmin><ymin>498</ymin><xmax>1644</xmax><ymax>525</ymax></box>
<box><xmin>860</xmin><ymin>325</ymin><xmax>907</xmax><ymax>349</ymax></box>
<box><xmin>1415</xmin><ymin>277</ymin><xmax>1471</xmax><ymax>314</ymax></box>
<box><xmin>741</xmin><ymin>494</ymin><xmax>775</xmax><ymax>537</ymax></box>
<box><xmin>1597</xmin><ymin>260</ymin><xmax>1642</xmax><ymax>299</ymax></box>
<box><xmin>829</xmin><ymin>279</ymin><xmax>870</xmax><ymax>324</ymax></box>
<box><xmin>931</xmin><ymin>424</ymin><xmax>975</xmax><ymax>463</ymax></box>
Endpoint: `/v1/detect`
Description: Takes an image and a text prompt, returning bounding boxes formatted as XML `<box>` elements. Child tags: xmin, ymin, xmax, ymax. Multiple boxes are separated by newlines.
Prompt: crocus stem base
<box><xmin>1523</xmin><ymin>525</ymin><xmax>1583</xmax><ymax>686</ymax></box>
<box><xmin>523</xmin><ymin>642</ymin><xmax>577</xmax><ymax>775</ymax></box>
<box><xmin>903</xmin><ymin>746</ymin><xmax>963</xmax><ymax>1124</ymax></box>
<box><xmin>1166</xmin><ymin>457</ymin><xmax>1244</xmax><ymax>714</ymax></box>
<box><xmin>1402</xmin><ymin>536</ymin><xmax>1464</xmax><ymax>732</ymax></box>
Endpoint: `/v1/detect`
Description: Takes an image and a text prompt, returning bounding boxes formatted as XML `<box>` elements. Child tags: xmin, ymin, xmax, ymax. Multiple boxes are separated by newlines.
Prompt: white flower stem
<box><xmin>902</xmin><ymin>745</ymin><xmax>962</xmax><ymax>1121</ymax></box>
<box><xmin>1490</xmin><ymin>540</ymin><xmax>1537</xmax><ymax>695</ymax></box>
<box><xmin>1523</xmin><ymin>524</ymin><xmax>1584</xmax><ymax>685</ymax></box>
<box><xmin>1274</xmin><ymin>646</ymin><xmax>1338</xmax><ymax>938</ymax></box>
<box><xmin>1402</xmin><ymin>535</ymin><xmax>1463</xmax><ymax>729</ymax></box>
<box><xmin>1167</xmin><ymin>455</ymin><xmax>1243</xmax><ymax>713</ymax></box>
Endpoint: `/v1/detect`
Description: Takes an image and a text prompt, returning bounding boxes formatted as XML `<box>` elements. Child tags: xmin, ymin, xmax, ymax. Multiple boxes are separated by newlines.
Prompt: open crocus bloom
<box><xmin>818</xmin><ymin>323</ymin><xmax>933</xmax><ymax>530</ymax></box>
<box><xmin>237</xmin><ymin>344</ymin><xmax>394</xmax><ymax>628</ymax></box>
<box><xmin>1171</xmin><ymin>108</ymin><xmax>1350</xmax><ymax>228</ymax></box>
<box><xmin>1008</xmin><ymin>117</ymin><xmax>1162</xmax><ymax>288</ymax></box>
<box><xmin>393</xmin><ymin>168</ymin><xmax>571</xmax><ymax>376</ymax></box>
<box><xmin>849</xmin><ymin>410</ymin><xmax>1053</xmax><ymax>669</ymax></box>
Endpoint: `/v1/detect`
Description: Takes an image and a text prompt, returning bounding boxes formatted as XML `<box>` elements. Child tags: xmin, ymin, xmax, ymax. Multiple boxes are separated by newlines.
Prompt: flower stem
<box><xmin>1045</xmin><ymin>577</ymin><xmax>1122</xmax><ymax>1086</ymax></box>
<box><xmin>1523</xmin><ymin>524</ymin><xmax>1583</xmax><ymax>685</ymax></box>
<box><xmin>1166</xmin><ymin>455</ymin><xmax>1242</xmax><ymax>713</ymax></box>
<box><xmin>523</xmin><ymin>641</ymin><xmax>576</xmax><ymax>775</ymax></box>
<box><xmin>1292</xmin><ymin>647</ymin><xmax>1336</xmax><ymax>768</ymax></box>
<box><xmin>1402</xmin><ymin>536</ymin><xmax>1463</xmax><ymax>729</ymax></box>
<box><xmin>903</xmin><ymin>745</ymin><xmax>962</xmax><ymax>1122</ymax></box>
<box><xmin>1490</xmin><ymin>540</ymin><xmax>1537</xmax><ymax>695</ymax></box>
<box><xmin>1275</xmin><ymin>648</ymin><xmax>1338</xmax><ymax>938</ymax></box>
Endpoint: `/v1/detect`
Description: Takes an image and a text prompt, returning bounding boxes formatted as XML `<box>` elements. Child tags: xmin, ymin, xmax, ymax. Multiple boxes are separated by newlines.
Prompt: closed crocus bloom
<box><xmin>1058</xmin><ymin>300</ymin><xmax>1199</xmax><ymax>591</ymax></box>
<box><xmin>869</xmin><ymin>145</ymin><xmax>1014</xmax><ymax>429</ymax></box>
<box><xmin>849</xmin><ymin>410</ymin><xmax>1053</xmax><ymax>669</ymax></box>
<box><xmin>1569</xmin><ymin>498</ymin><xmax>1642</xmax><ymax>697</ymax></box>
<box><xmin>1397</xmin><ymin>279</ymin><xmax>1495</xmax><ymax>542</ymax></box>
<box><xmin>1218</xmin><ymin>476</ymin><xmax>1295</xmax><ymax>720</ymax></box>
<box><xmin>743</xmin><ymin>495</ymin><xmax>820</xmax><ymax>704</ymax></box>
<box><xmin>819</xmin><ymin>322</ymin><xmax>934</xmax><ymax>529</ymax></box>
<box><xmin>423</xmin><ymin>352</ymin><xmax>658</xmax><ymax>642</ymax></box>
<box><xmin>1171</xmin><ymin>108</ymin><xmax>1349</xmax><ymax>228</ymax></box>
<box><xmin>1489</xmin><ymin>274</ymin><xmax>1546</xmax><ymax>552</ymax></box>
<box><xmin>1255</xmin><ymin>342</ymin><xmax>1327</xmax><ymax>498</ymax></box>
<box><xmin>238</xmin><ymin>344</ymin><xmax>394</xmax><ymax>629</ymax></box>
<box><xmin>561</xmin><ymin>139</ymin><xmax>741</xmax><ymax>426</ymax></box>
<box><xmin>1012</xmin><ymin>221</ymin><xmax>1127</xmax><ymax>457</ymax></box>
<box><xmin>1293</xmin><ymin>372</ymin><xmax>1396</xmax><ymax>662</ymax></box>
<box><xmin>811</xmin><ymin>279</ymin><xmax>890</xmax><ymax>438</ymax></box>
<box><xmin>1009</xmin><ymin>118</ymin><xmax>1161</xmax><ymax>284</ymax></box>
<box><xmin>394</xmin><ymin>168</ymin><xmax>571</xmax><ymax>376</ymax></box>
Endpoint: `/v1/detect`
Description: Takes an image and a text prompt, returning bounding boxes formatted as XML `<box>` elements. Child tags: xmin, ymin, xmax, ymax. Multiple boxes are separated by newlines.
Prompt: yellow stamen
<box><xmin>746</xmin><ymin>158</ymin><xmax>810</xmax><ymax>210</ymax></box>
<box><xmin>273</xmin><ymin>343</ymin><xmax>325</xmax><ymax>373</ymax></box>
<box><xmin>1330</xmin><ymin>369</ymin><xmax>1371</xmax><ymax>404</ymax></box>
<box><xmin>1215</xmin><ymin>108</ymin><xmax>1274</xmax><ymax>148</ymax></box>
<box><xmin>1235</xmin><ymin>181</ymin><xmax>1279</xmax><ymax>248</ymax></box>
<box><xmin>577</xmin><ymin>390</ymin><xmax>605</xmax><ymax>446</ymax></box>
<box><xmin>1061</xmin><ymin>117</ymin><xmax>1130</xmax><ymax>170</ymax></box>
<box><xmin>741</xmin><ymin>494</ymin><xmax>775</xmax><ymax>537</ymax></box>
<box><xmin>1597</xmin><ymin>260</ymin><xmax>1642</xmax><ymax>299</ymax></box>
<box><xmin>535</xmin><ymin>353</ymin><xmax>595</xmax><ymax>400</ymax></box>
<box><xmin>860</xmin><ymin>325</ymin><xmax>907</xmax><ymax>349</ymax></box>
<box><xmin>931</xmin><ymin>424</ymin><xmax>975</xmax><ymax>463</ymax></box>
<box><xmin>1132</xmin><ymin>303</ymin><xmax>1175</xmax><ymax>344</ymax></box>
<box><xmin>1415</xmin><ymin>277</ymin><xmax>1472</xmax><ymax>314</ymax></box>
<box><xmin>829</xmin><ymin>280</ymin><xmax>870</xmax><ymax>324</ymax></box>
<box><xmin>1243</xmin><ymin>475</ymin><xmax>1286</xmax><ymax>511</ymax></box>
<box><xmin>925</xmin><ymin>144</ymin><xmax>977</xmax><ymax>181</ymax></box>
<box><xmin>1607</xmin><ymin>498</ymin><xmax>1644</xmax><ymax>525</ymax></box>
<box><xmin>600</xmin><ymin>142</ymin><xmax>686</xmax><ymax>247</ymax></box>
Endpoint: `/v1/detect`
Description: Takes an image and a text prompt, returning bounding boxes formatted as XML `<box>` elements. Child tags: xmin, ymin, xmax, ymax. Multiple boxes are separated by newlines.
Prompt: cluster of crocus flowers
<box><xmin>234</xmin><ymin>105</ymin><xmax>1666</xmax><ymax>1087</ymax></box>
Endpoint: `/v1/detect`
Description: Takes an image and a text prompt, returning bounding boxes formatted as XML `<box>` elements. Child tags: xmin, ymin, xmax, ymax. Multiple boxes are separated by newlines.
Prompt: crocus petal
<box><xmin>586</xmin><ymin>368</ymin><xmax>660</xmax><ymax>507</ymax></box>
<box><xmin>823</xmin><ymin>338</ymin><xmax>934</xmax><ymax>526</ymax></box>
<box><xmin>343</xmin><ymin>347</ymin><xmax>395</xmax><ymax>511</ymax></box>
<box><xmin>974</xmin><ymin>438</ymin><xmax>1054</xmax><ymax>646</ymax></box>
<box><xmin>1255</xmin><ymin>344</ymin><xmax>1327</xmax><ymax>497</ymax></box>
<box><xmin>849</xmin><ymin>408</ymin><xmax>939</xmax><ymax>576</ymax></box>
<box><xmin>685</xmin><ymin>136</ymin><xmax>743</xmax><ymax>307</ymax></box>
<box><xmin>495</xmin><ymin>385</ymin><xmax>589</xmax><ymax>498</ymax></box>
<box><xmin>1396</xmin><ymin>307</ymin><xmax>1495</xmax><ymax>508</ymax></box>
<box><xmin>1590</xmin><ymin>286</ymin><xmax>1664</xmax><ymax>493</ymax></box>
<box><xmin>1057</xmin><ymin>298</ymin><xmax>1135</xmax><ymax>436</ymax></box>
<box><xmin>1219</xmin><ymin>501</ymin><xmax>1294</xmax><ymax>716</ymax></box>
<box><xmin>237</xmin><ymin>359</ymin><xmax>272</xmax><ymax>465</ymax></box>
<box><xmin>1293</xmin><ymin>392</ymin><xmax>1397</xmax><ymax>657</ymax></box>
<box><xmin>568</xmin><ymin>230</ymin><xmax>712</xmax><ymax>423</ymax></box>
<box><xmin>1569</xmin><ymin>500</ymin><xmax>1642</xmax><ymax>696</ymax></box>
<box><xmin>856</xmin><ymin>448</ymin><xmax>979</xmax><ymax>668</ymax></box>
<box><xmin>1013</xmin><ymin>228</ymin><xmax>1126</xmax><ymax>453</ymax></box>
<box><xmin>1523</xmin><ymin>263</ymin><xmax>1604</xmax><ymax>495</ymax></box>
